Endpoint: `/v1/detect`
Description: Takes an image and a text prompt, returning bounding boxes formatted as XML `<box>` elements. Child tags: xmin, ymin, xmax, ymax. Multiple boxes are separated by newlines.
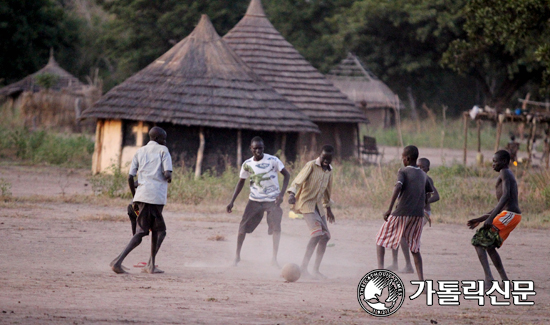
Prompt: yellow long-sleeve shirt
<box><xmin>288</xmin><ymin>158</ymin><xmax>333</xmax><ymax>215</ymax></box>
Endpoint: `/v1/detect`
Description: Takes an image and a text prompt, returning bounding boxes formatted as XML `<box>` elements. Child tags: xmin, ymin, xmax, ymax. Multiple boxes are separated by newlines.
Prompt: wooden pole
<box><xmin>356</xmin><ymin>123</ymin><xmax>361</xmax><ymax>160</ymax></box>
<box><xmin>237</xmin><ymin>129</ymin><xmax>242</xmax><ymax>167</ymax></box>
<box><xmin>394</xmin><ymin>95</ymin><xmax>404</xmax><ymax>148</ymax></box>
<box><xmin>463</xmin><ymin>113</ymin><xmax>468</xmax><ymax>165</ymax></box>
<box><xmin>195</xmin><ymin>127</ymin><xmax>205</xmax><ymax>180</ymax></box>
<box><xmin>494</xmin><ymin>121</ymin><xmax>503</xmax><ymax>152</ymax></box>
<box><xmin>527</xmin><ymin>118</ymin><xmax>537</xmax><ymax>166</ymax></box>
<box><xmin>477</xmin><ymin>119</ymin><xmax>481</xmax><ymax>153</ymax></box>
<box><xmin>310</xmin><ymin>133</ymin><xmax>317</xmax><ymax>159</ymax></box>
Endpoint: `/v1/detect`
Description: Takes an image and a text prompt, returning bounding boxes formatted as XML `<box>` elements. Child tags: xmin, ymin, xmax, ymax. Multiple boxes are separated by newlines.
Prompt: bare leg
<box><xmin>111</xmin><ymin>233</ymin><xmax>146</xmax><ymax>274</ymax></box>
<box><xmin>271</xmin><ymin>231</ymin><xmax>281</xmax><ymax>268</ymax></box>
<box><xmin>143</xmin><ymin>230</ymin><xmax>166</xmax><ymax>274</ymax></box>
<box><xmin>475</xmin><ymin>245</ymin><xmax>494</xmax><ymax>290</ymax></box>
<box><xmin>400</xmin><ymin>237</ymin><xmax>414</xmax><ymax>273</ymax></box>
<box><xmin>234</xmin><ymin>233</ymin><xmax>246</xmax><ymax>266</ymax></box>
<box><xmin>487</xmin><ymin>247</ymin><xmax>509</xmax><ymax>281</ymax></box>
<box><xmin>312</xmin><ymin>235</ymin><xmax>329</xmax><ymax>279</ymax></box>
<box><xmin>301</xmin><ymin>236</ymin><xmax>321</xmax><ymax>277</ymax></box>
<box><xmin>376</xmin><ymin>245</ymin><xmax>385</xmax><ymax>269</ymax></box>
<box><xmin>387</xmin><ymin>247</ymin><xmax>399</xmax><ymax>271</ymax></box>
<box><xmin>411</xmin><ymin>251</ymin><xmax>423</xmax><ymax>281</ymax></box>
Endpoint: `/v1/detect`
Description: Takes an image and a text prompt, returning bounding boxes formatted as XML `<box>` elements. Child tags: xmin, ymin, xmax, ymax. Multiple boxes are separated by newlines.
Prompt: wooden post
<box><xmin>334</xmin><ymin>125</ymin><xmax>342</xmax><ymax>159</ymax></box>
<box><xmin>281</xmin><ymin>133</ymin><xmax>287</xmax><ymax>162</ymax></box>
<box><xmin>527</xmin><ymin>118</ymin><xmax>537</xmax><ymax>166</ymax></box>
<box><xmin>195</xmin><ymin>127</ymin><xmax>205</xmax><ymax>180</ymax></box>
<box><xmin>237</xmin><ymin>129</ymin><xmax>242</xmax><ymax>167</ymax></box>
<box><xmin>355</xmin><ymin>123</ymin><xmax>361</xmax><ymax>160</ymax></box>
<box><xmin>464</xmin><ymin>114</ymin><xmax>471</xmax><ymax>164</ymax></box>
<box><xmin>310</xmin><ymin>133</ymin><xmax>317</xmax><ymax>159</ymax></box>
<box><xmin>494</xmin><ymin>121</ymin><xmax>503</xmax><ymax>152</ymax></box>
<box><xmin>393</xmin><ymin>96</ymin><xmax>404</xmax><ymax>148</ymax></box>
<box><xmin>477</xmin><ymin>119</ymin><xmax>481</xmax><ymax>153</ymax></box>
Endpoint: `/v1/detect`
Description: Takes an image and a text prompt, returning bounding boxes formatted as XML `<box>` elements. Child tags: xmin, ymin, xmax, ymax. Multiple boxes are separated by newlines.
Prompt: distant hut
<box><xmin>0</xmin><ymin>51</ymin><xmax>100</xmax><ymax>132</ymax></box>
<box><xmin>223</xmin><ymin>0</ymin><xmax>368</xmax><ymax>159</ymax></box>
<box><xmin>80</xmin><ymin>15</ymin><xmax>319</xmax><ymax>175</ymax></box>
<box><xmin>327</xmin><ymin>53</ymin><xmax>404</xmax><ymax>129</ymax></box>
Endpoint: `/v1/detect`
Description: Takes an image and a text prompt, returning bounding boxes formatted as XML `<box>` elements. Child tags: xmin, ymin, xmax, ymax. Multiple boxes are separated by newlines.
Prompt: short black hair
<box><xmin>403</xmin><ymin>145</ymin><xmax>419</xmax><ymax>161</ymax></box>
<box><xmin>250</xmin><ymin>136</ymin><xmax>264</xmax><ymax>145</ymax></box>
<box><xmin>418</xmin><ymin>157</ymin><xmax>430</xmax><ymax>168</ymax></box>
<box><xmin>495</xmin><ymin>150</ymin><xmax>511</xmax><ymax>164</ymax></box>
<box><xmin>321</xmin><ymin>145</ymin><xmax>335</xmax><ymax>154</ymax></box>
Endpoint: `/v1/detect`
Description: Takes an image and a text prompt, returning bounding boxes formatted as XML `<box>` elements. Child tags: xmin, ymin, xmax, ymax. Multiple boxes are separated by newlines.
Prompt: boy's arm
<box><xmin>276</xmin><ymin>168</ymin><xmax>290</xmax><ymax>205</ymax></box>
<box><xmin>128</xmin><ymin>154</ymin><xmax>139</xmax><ymax>197</ymax></box>
<box><xmin>287</xmin><ymin>162</ymin><xmax>313</xmax><ymax>204</ymax></box>
<box><xmin>227</xmin><ymin>178</ymin><xmax>246</xmax><ymax>213</ymax></box>
<box><xmin>324</xmin><ymin>174</ymin><xmax>335</xmax><ymax>223</ymax></box>
<box><xmin>427</xmin><ymin>179</ymin><xmax>439</xmax><ymax>204</ymax></box>
<box><xmin>483</xmin><ymin>171</ymin><xmax>511</xmax><ymax>228</ymax></box>
<box><xmin>128</xmin><ymin>175</ymin><xmax>136</xmax><ymax>197</ymax></box>
<box><xmin>383</xmin><ymin>183</ymin><xmax>402</xmax><ymax>221</ymax></box>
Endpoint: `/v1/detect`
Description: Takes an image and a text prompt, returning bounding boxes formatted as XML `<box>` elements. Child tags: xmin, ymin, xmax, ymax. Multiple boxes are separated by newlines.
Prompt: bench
<box><xmin>361</xmin><ymin>136</ymin><xmax>380</xmax><ymax>163</ymax></box>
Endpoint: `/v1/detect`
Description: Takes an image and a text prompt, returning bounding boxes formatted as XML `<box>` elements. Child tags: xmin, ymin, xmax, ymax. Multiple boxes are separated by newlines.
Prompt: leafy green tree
<box><xmin>0</xmin><ymin>0</ymin><xmax>80</xmax><ymax>85</ymax></box>
<box><xmin>325</xmin><ymin>0</ymin><xmax>479</xmax><ymax>116</ymax></box>
<box><xmin>442</xmin><ymin>0</ymin><xmax>550</xmax><ymax>107</ymax></box>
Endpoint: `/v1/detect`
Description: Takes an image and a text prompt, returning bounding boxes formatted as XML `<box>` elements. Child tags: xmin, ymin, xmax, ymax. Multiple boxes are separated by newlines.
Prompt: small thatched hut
<box><xmin>0</xmin><ymin>51</ymin><xmax>100</xmax><ymax>132</ymax></box>
<box><xmin>81</xmin><ymin>15</ymin><xmax>319</xmax><ymax>175</ymax></box>
<box><xmin>326</xmin><ymin>53</ymin><xmax>404</xmax><ymax>129</ymax></box>
<box><xmin>223</xmin><ymin>0</ymin><xmax>368</xmax><ymax>159</ymax></box>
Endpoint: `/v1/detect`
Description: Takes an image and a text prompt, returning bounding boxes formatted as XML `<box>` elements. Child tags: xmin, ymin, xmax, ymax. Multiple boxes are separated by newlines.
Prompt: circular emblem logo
<box><xmin>357</xmin><ymin>269</ymin><xmax>405</xmax><ymax>317</ymax></box>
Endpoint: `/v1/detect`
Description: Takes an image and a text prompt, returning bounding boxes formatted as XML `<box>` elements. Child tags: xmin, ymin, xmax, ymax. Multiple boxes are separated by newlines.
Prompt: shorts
<box><xmin>376</xmin><ymin>215</ymin><xmax>424</xmax><ymax>253</ymax></box>
<box><xmin>472</xmin><ymin>211</ymin><xmax>521</xmax><ymax>248</ymax></box>
<box><xmin>303</xmin><ymin>207</ymin><xmax>330</xmax><ymax>239</ymax></box>
<box><xmin>239</xmin><ymin>200</ymin><xmax>282</xmax><ymax>235</ymax></box>
<box><xmin>134</xmin><ymin>202</ymin><xmax>166</xmax><ymax>235</ymax></box>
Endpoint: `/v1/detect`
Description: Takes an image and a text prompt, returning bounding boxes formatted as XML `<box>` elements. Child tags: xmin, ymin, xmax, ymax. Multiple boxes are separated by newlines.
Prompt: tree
<box><xmin>325</xmin><ymin>0</ymin><xmax>480</xmax><ymax>116</ymax></box>
<box><xmin>0</xmin><ymin>0</ymin><xmax>80</xmax><ymax>85</ymax></box>
<box><xmin>442</xmin><ymin>0</ymin><xmax>550</xmax><ymax>107</ymax></box>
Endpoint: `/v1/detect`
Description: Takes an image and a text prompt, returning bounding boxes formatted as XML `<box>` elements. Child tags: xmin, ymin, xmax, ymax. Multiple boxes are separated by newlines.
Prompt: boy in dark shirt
<box><xmin>376</xmin><ymin>146</ymin><xmax>433</xmax><ymax>281</ymax></box>
<box><xmin>467</xmin><ymin>150</ymin><xmax>521</xmax><ymax>289</ymax></box>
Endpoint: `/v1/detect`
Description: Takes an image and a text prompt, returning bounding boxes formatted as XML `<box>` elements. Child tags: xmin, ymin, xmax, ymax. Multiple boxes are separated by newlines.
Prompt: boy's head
<box><xmin>401</xmin><ymin>145</ymin><xmax>419</xmax><ymax>167</ymax></box>
<box><xmin>319</xmin><ymin>145</ymin><xmax>334</xmax><ymax>168</ymax></box>
<box><xmin>250</xmin><ymin>136</ymin><xmax>265</xmax><ymax>160</ymax></box>
<box><xmin>418</xmin><ymin>158</ymin><xmax>430</xmax><ymax>173</ymax></box>
<box><xmin>493</xmin><ymin>150</ymin><xmax>510</xmax><ymax>171</ymax></box>
<box><xmin>149</xmin><ymin>126</ymin><xmax>167</xmax><ymax>145</ymax></box>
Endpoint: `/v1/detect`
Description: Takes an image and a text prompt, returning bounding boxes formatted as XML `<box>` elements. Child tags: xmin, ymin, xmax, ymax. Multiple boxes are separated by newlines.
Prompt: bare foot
<box><xmin>271</xmin><ymin>259</ymin><xmax>280</xmax><ymax>269</ymax></box>
<box><xmin>386</xmin><ymin>264</ymin><xmax>398</xmax><ymax>271</ymax></box>
<box><xmin>233</xmin><ymin>256</ymin><xmax>241</xmax><ymax>266</ymax></box>
<box><xmin>300</xmin><ymin>268</ymin><xmax>311</xmax><ymax>278</ymax></box>
<box><xmin>111</xmin><ymin>264</ymin><xmax>128</xmax><ymax>274</ymax></box>
<box><xmin>142</xmin><ymin>267</ymin><xmax>164</xmax><ymax>274</ymax></box>
<box><xmin>401</xmin><ymin>266</ymin><xmax>414</xmax><ymax>274</ymax></box>
<box><xmin>484</xmin><ymin>279</ymin><xmax>494</xmax><ymax>292</ymax></box>
<box><xmin>313</xmin><ymin>271</ymin><xmax>327</xmax><ymax>280</ymax></box>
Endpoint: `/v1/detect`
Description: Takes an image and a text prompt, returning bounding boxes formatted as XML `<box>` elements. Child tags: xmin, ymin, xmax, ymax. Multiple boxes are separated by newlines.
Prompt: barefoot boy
<box><xmin>376</xmin><ymin>146</ymin><xmax>433</xmax><ymax>280</ymax></box>
<box><xmin>388</xmin><ymin>157</ymin><xmax>439</xmax><ymax>273</ymax></box>
<box><xmin>467</xmin><ymin>150</ymin><xmax>521</xmax><ymax>289</ymax></box>
<box><xmin>110</xmin><ymin>126</ymin><xmax>172</xmax><ymax>274</ymax></box>
<box><xmin>288</xmin><ymin>145</ymin><xmax>335</xmax><ymax>279</ymax></box>
<box><xmin>227</xmin><ymin>136</ymin><xmax>290</xmax><ymax>267</ymax></box>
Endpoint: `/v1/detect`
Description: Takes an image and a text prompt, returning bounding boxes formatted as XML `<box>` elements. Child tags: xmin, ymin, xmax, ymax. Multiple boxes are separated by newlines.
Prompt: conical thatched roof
<box><xmin>327</xmin><ymin>53</ymin><xmax>403</xmax><ymax>110</ymax></box>
<box><xmin>0</xmin><ymin>52</ymin><xmax>85</xmax><ymax>97</ymax></box>
<box><xmin>81</xmin><ymin>15</ymin><xmax>319</xmax><ymax>133</ymax></box>
<box><xmin>223</xmin><ymin>0</ymin><xmax>367</xmax><ymax>124</ymax></box>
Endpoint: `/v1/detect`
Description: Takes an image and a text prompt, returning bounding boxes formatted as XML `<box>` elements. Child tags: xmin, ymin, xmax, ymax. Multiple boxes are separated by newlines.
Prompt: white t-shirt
<box><xmin>129</xmin><ymin>141</ymin><xmax>173</xmax><ymax>205</ymax></box>
<box><xmin>240</xmin><ymin>154</ymin><xmax>285</xmax><ymax>202</ymax></box>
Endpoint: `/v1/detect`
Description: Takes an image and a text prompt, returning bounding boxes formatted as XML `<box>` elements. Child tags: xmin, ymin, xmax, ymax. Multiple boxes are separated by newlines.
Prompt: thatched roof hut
<box><xmin>81</xmin><ymin>15</ymin><xmax>319</xmax><ymax>175</ymax></box>
<box><xmin>327</xmin><ymin>53</ymin><xmax>404</xmax><ymax>128</ymax></box>
<box><xmin>0</xmin><ymin>52</ymin><xmax>99</xmax><ymax>132</ymax></box>
<box><xmin>223</xmin><ymin>0</ymin><xmax>368</xmax><ymax>158</ymax></box>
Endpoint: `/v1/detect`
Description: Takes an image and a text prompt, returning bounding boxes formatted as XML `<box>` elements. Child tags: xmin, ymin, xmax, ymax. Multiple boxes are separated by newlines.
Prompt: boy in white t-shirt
<box><xmin>227</xmin><ymin>136</ymin><xmax>290</xmax><ymax>267</ymax></box>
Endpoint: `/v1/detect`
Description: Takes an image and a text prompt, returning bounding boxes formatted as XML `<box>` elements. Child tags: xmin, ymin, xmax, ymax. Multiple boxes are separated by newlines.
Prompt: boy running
<box><xmin>467</xmin><ymin>150</ymin><xmax>521</xmax><ymax>289</ymax></box>
<box><xmin>288</xmin><ymin>145</ymin><xmax>335</xmax><ymax>279</ymax></box>
<box><xmin>227</xmin><ymin>136</ymin><xmax>290</xmax><ymax>267</ymax></box>
<box><xmin>110</xmin><ymin>126</ymin><xmax>172</xmax><ymax>274</ymax></box>
<box><xmin>388</xmin><ymin>157</ymin><xmax>439</xmax><ymax>273</ymax></box>
<box><xmin>376</xmin><ymin>145</ymin><xmax>433</xmax><ymax>281</ymax></box>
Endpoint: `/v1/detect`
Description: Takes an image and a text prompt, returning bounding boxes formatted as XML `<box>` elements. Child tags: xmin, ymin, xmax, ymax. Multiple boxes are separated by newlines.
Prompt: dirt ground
<box><xmin>1</xmin><ymin>164</ymin><xmax>549</xmax><ymax>324</ymax></box>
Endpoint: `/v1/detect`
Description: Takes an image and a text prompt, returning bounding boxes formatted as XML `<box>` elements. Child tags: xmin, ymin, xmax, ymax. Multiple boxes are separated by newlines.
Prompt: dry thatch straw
<box><xmin>223</xmin><ymin>0</ymin><xmax>367</xmax><ymax>124</ymax></box>
<box><xmin>326</xmin><ymin>53</ymin><xmax>404</xmax><ymax>110</ymax></box>
<box><xmin>81</xmin><ymin>15</ymin><xmax>319</xmax><ymax>134</ymax></box>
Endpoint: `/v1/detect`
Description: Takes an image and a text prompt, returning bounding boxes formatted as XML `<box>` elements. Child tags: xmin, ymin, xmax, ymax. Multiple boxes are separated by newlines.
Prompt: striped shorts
<box><xmin>375</xmin><ymin>216</ymin><xmax>424</xmax><ymax>253</ymax></box>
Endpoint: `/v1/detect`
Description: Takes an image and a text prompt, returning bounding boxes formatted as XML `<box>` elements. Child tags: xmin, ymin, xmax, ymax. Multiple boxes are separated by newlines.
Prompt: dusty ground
<box><xmin>1</xmin><ymin>164</ymin><xmax>549</xmax><ymax>324</ymax></box>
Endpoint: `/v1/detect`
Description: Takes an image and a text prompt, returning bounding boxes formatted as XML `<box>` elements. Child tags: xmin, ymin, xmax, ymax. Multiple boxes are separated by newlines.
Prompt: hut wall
<box><xmin>93</xmin><ymin>119</ymin><xmax>123</xmax><ymax>174</ymax></box>
<box><xmin>365</xmin><ymin>107</ymin><xmax>395</xmax><ymax>129</ymax></box>
<box><xmin>297</xmin><ymin>123</ymin><xmax>358</xmax><ymax>159</ymax></box>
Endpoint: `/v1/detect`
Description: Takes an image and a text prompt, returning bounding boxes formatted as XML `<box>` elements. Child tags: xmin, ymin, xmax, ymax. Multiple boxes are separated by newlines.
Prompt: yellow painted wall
<box><xmin>92</xmin><ymin>119</ymin><xmax>123</xmax><ymax>174</ymax></box>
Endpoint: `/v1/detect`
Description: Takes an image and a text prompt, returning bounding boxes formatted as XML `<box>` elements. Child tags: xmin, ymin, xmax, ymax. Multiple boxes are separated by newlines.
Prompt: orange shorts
<box><xmin>492</xmin><ymin>210</ymin><xmax>521</xmax><ymax>244</ymax></box>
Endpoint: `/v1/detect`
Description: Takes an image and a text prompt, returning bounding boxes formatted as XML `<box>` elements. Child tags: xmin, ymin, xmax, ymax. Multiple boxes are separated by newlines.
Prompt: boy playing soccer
<box><xmin>110</xmin><ymin>126</ymin><xmax>172</xmax><ymax>274</ymax></box>
<box><xmin>227</xmin><ymin>136</ymin><xmax>290</xmax><ymax>267</ymax></box>
<box><xmin>467</xmin><ymin>150</ymin><xmax>521</xmax><ymax>289</ymax></box>
<box><xmin>388</xmin><ymin>157</ymin><xmax>439</xmax><ymax>273</ymax></box>
<box><xmin>288</xmin><ymin>145</ymin><xmax>335</xmax><ymax>279</ymax></box>
<box><xmin>376</xmin><ymin>145</ymin><xmax>433</xmax><ymax>280</ymax></box>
